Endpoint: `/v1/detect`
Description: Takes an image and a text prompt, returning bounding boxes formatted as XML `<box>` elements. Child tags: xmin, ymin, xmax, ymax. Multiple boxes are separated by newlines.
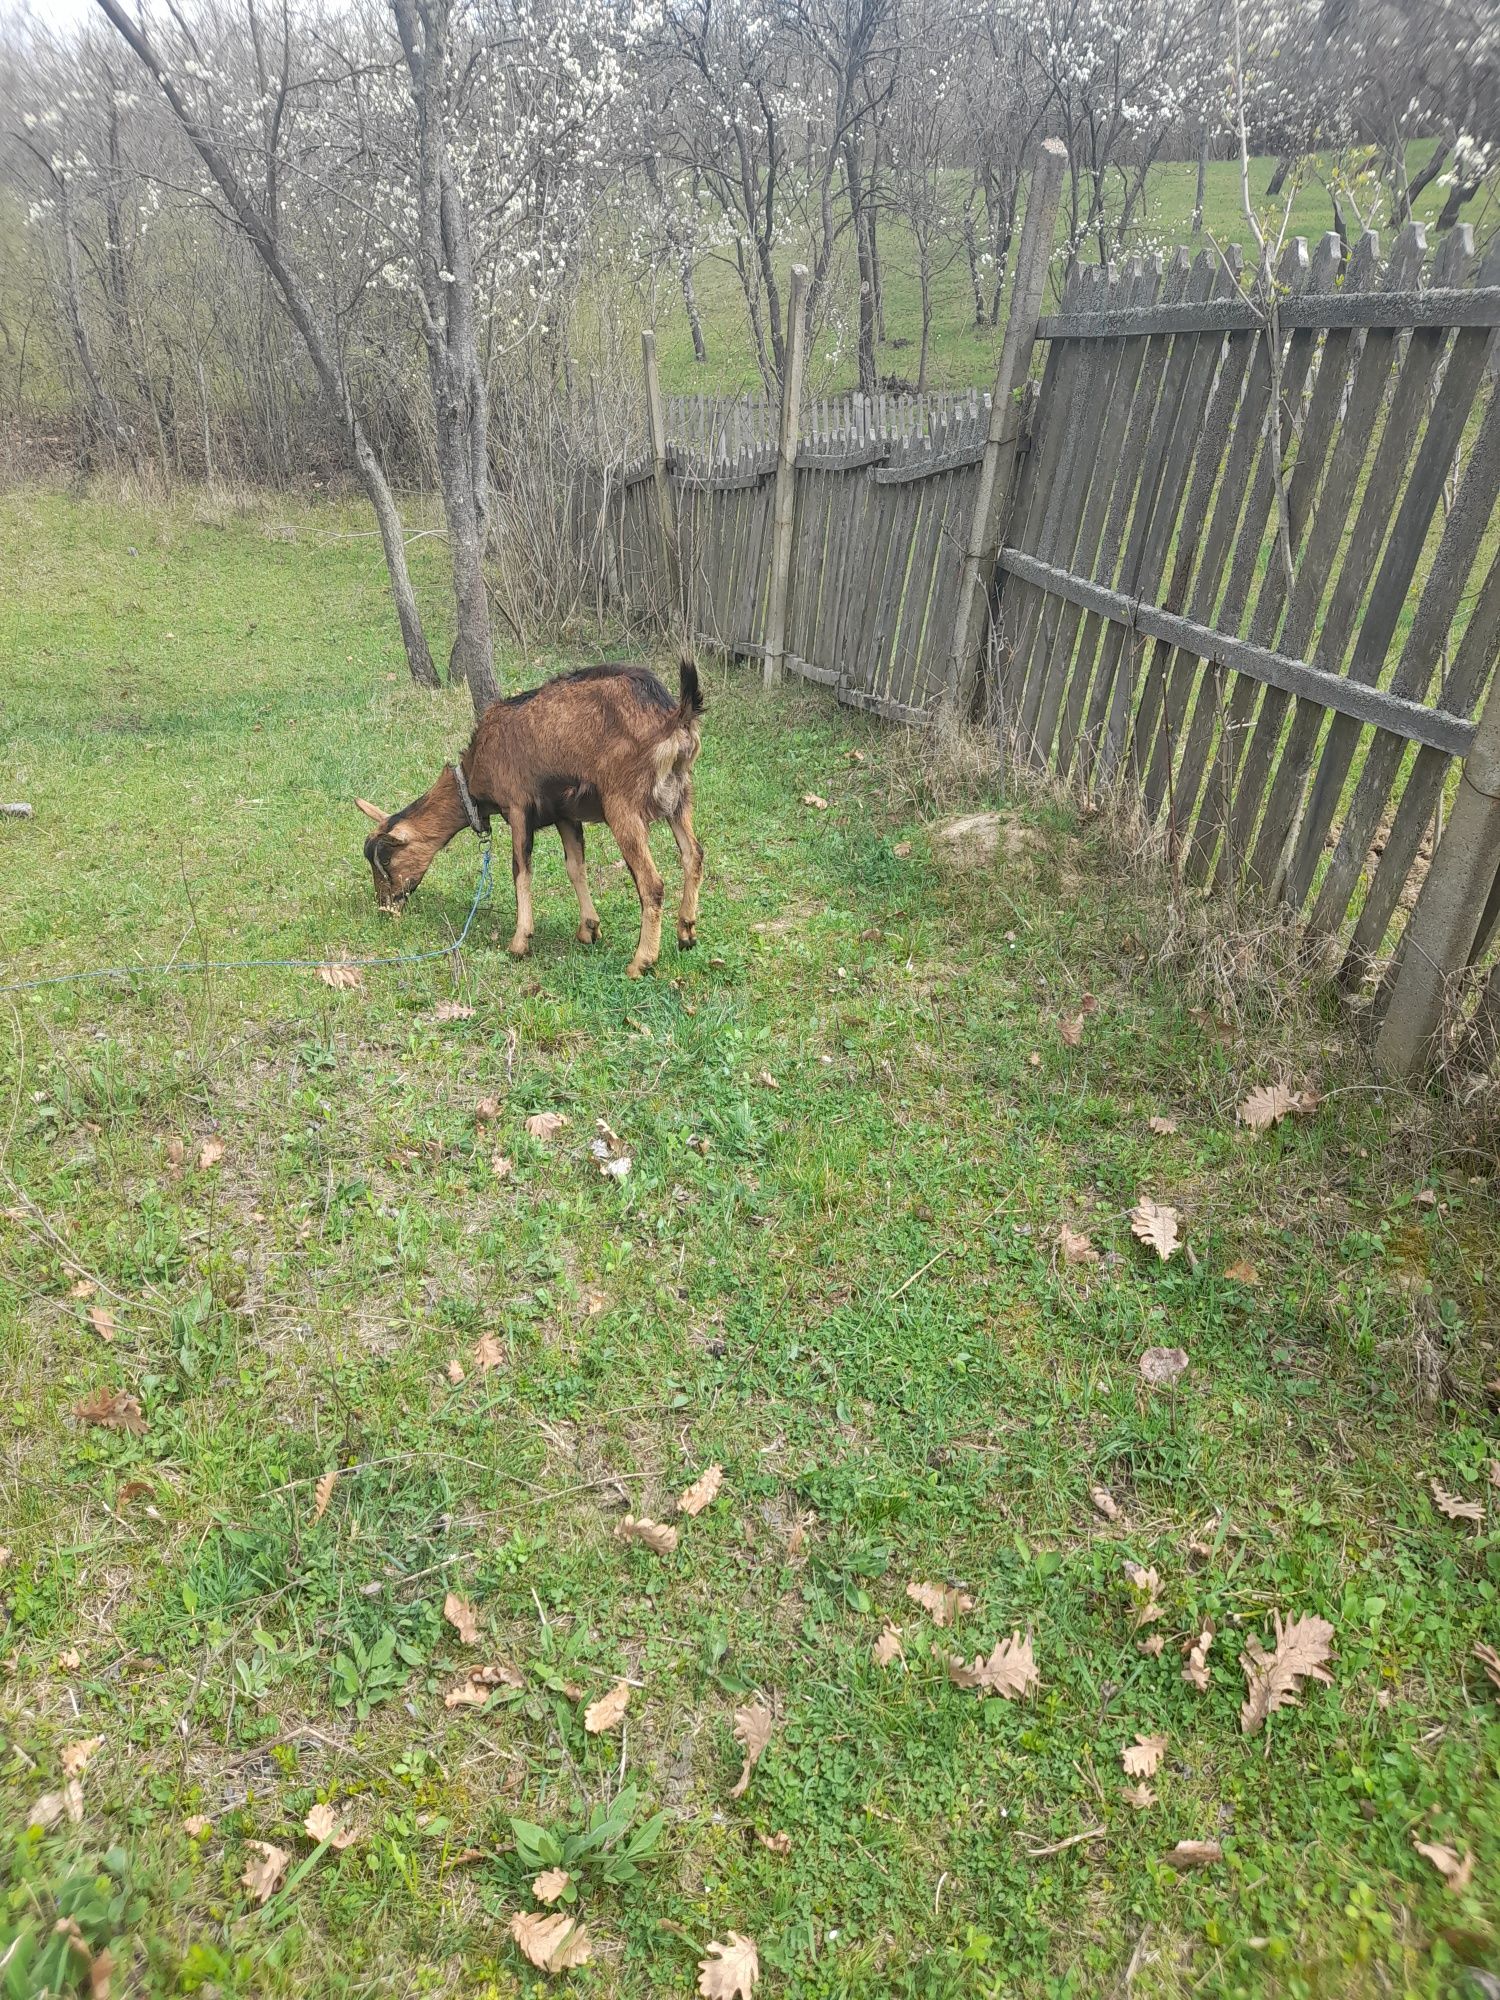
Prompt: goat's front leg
<box><xmin>607</xmin><ymin>810</ymin><xmax>664</xmax><ymax>977</ymax></box>
<box><xmin>669</xmin><ymin>797</ymin><xmax>705</xmax><ymax>949</ymax></box>
<box><xmin>507</xmin><ymin>811</ymin><xmax>535</xmax><ymax>957</ymax></box>
<box><xmin>557</xmin><ymin>818</ymin><xmax>601</xmax><ymax>944</ymax></box>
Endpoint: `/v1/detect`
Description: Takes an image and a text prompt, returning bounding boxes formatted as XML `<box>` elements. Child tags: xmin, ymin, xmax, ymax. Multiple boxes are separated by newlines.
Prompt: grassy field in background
<box><xmin>3</xmin><ymin>493</ymin><xmax>1500</xmax><ymax>1998</ymax></box>
<box><xmin>650</xmin><ymin>142</ymin><xmax>1478</xmax><ymax>395</ymax></box>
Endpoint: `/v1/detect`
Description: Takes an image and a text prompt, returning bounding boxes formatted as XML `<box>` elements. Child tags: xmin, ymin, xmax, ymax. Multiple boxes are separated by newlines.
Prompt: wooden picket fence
<box><xmin>584</xmin><ymin>151</ymin><xmax>1500</xmax><ymax>1082</ymax></box>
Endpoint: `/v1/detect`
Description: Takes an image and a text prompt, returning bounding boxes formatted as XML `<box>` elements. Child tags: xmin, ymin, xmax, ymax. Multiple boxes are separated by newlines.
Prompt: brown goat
<box><xmin>356</xmin><ymin>657</ymin><xmax>705</xmax><ymax>977</ymax></box>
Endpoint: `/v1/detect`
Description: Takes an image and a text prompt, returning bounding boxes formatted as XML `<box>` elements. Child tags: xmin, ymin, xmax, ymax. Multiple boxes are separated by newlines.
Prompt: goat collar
<box><xmin>451</xmin><ymin>761</ymin><xmax>489</xmax><ymax>839</ymax></box>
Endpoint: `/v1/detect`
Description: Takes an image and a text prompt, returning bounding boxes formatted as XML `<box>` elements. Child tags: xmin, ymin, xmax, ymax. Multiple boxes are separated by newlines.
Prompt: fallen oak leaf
<box><xmin>472</xmin><ymin>1333</ymin><xmax>504</xmax><ymax>1371</ymax></box>
<box><xmin>443</xmin><ymin>1593</ymin><xmax>481</xmax><ymax>1646</ymax></box>
<box><xmin>475</xmin><ymin>1096</ymin><xmax>500</xmax><ymax>1124</ymax></box>
<box><xmin>1239</xmin><ymin>1610</ymin><xmax>1335</xmax><ymax>1735</ymax></box>
<box><xmin>756</xmin><ymin>1830</ymin><xmax>792</xmax><ymax>1855</ymax></box>
<box><xmin>446</xmin><ymin>1357</ymin><xmax>465</xmax><ymax>1385</ymax></box>
<box><xmin>524</xmin><ymin>1111</ymin><xmax>569</xmax><ymax>1142</ymax></box>
<box><xmin>1137</xmin><ymin>1634</ymin><xmax>1165</xmax><ymax>1658</ymax></box>
<box><xmin>29</xmin><ymin>1781</ymin><xmax>83</xmax><ymax>1830</ymax></box>
<box><xmin>509</xmin><ymin>1911</ymin><xmax>592</xmax><ymax>1973</ymax></box>
<box><xmin>490</xmin><ymin>1152</ymin><xmax>513</xmax><ymax>1181</ymax></box>
<box><xmin>698</xmin><ymin>1932</ymin><xmax>759</xmax><ymax>1998</ymax></box>
<box><xmin>1130</xmin><ymin>1199</ymin><xmax>1181</xmax><ymax>1261</ymax></box>
<box><xmin>1472</xmin><ymin>1641</ymin><xmax>1500</xmax><ymax>1692</ymax></box>
<box><xmin>303</xmin><ymin>1802</ymin><xmax>355</xmax><ymax>1848</ymax></box>
<box><xmin>584</xmin><ymin>1680</ymin><xmax>632</xmax><ymax>1734</ymax></box>
<box><xmin>532</xmin><ymin>1867</ymin><xmax>570</xmax><ymax>1904</ymax></box>
<box><xmin>1165</xmin><ymin>1839</ymin><xmax>1221</xmax><ymax>1870</ymax></box>
<box><xmin>61</xmin><ymin>1737</ymin><xmax>103</xmax><ymax>1779</ymax></box>
<box><xmin>1148</xmin><ymin>1115</ymin><xmax>1178</xmax><ymax>1136</ymax></box>
<box><xmin>1224</xmin><ymin>1258</ymin><xmax>1260</xmax><ymax>1286</ymax></box>
<box><xmin>86</xmin><ymin>1306</ymin><xmax>115</xmax><ymax>1343</ymax></box>
<box><xmin>945</xmin><ymin>1630</ymin><xmax>1039</xmax><ymax>1700</ymax></box>
<box><xmin>182</xmin><ymin>1815</ymin><xmax>211</xmax><ymax>1840</ymax></box>
<box><xmin>431</xmin><ymin>1000</ymin><xmax>475</xmax><ymax>1022</ymax></box>
<box><xmin>311</xmin><ymin>1470</ymin><xmax>337</xmax><ymax>1524</ymax></box>
<box><xmin>1057</xmin><ymin>1013</ymin><xmax>1085</xmax><ymax>1047</ymax></box>
<box><xmin>1238</xmin><ymin>1082</ymin><xmax>1294</xmax><ymax>1132</ymax></box>
<box><xmin>443</xmin><ymin>1679</ymin><xmax>490</xmax><ymax>1709</ymax></box>
<box><xmin>1139</xmin><ymin>1346</ymin><xmax>1189</xmax><ymax>1389</ymax></box>
<box><xmin>1121</xmin><ymin>1733</ymin><xmax>1167</xmax><ymax>1779</ymax></box>
<box><xmin>72</xmin><ymin>1388</ymin><xmax>145</xmax><ymax>1435</ymax></box>
<box><xmin>1122</xmin><ymin>1783</ymin><xmax>1156</xmax><ymax>1809</ymax></box>
<box><xmin>801</xmin><ymin>793</ymin><xmax>829</xmax><ymax>810</ymax></box>
<box><xmin>1059</xmin><ymin>1225</ymin><xmax>1099</xmax><ymax>1266</ymax></box>
<box><xmin>1089</xmin><ymin>1483</ymin><xmax>1120</xmax><ymax>1521</ymax></box>
<box><xmin>197</xmin><ymin>1136</ymin><xmax>225</xmax><ymax>1169</ymax></box>
<box><xmin>1182</xmin><ymin>1624</ymin><xmax>1214</xmax><ymax>1692</ymax></box>
<box><xmin>678</xmin><ymin>1464</ymin><xmax>724</xmax><ymax>1516</ymax></box>
<box><xmin>616</xmin><ymin>1515</ymin><xmax>678</xmax><ymax>1556</ymax></box>
<box><xmin>68</xmin><ymin>1278</ymin><xmax>96</xmax><ymax>1300</ymax></box>
<box><xmin>1431</xmin><ymin>1480</ymin><xmax>1485</xmax><ymax>1526</ymax></box>
<box><xmin>1413</xmin><ymin>1838</ymin><xmax>1475</xmax><ymax>1892</ymax></box>
<box><xmin>240</xmin><ymin>1840</ymin><xmax>290</xmax><ymax>1905</ymax></box>
<box><xmin>906</xmin><ymin>1579</ymin><xmax>976</xmax><ymax>1627</ymax></box>
<box><xmin>730</xmin><ymin>1701</ymin><xmax>773</xmax><ymax>1798</ymax></box>
<box><xmin>316</xmin><ymin>963</ymin><xmax>363</xmax><ymax>991</ymax></box>
<box><xmin>872</xmin><ymin>1624</ymin><xmax>904</xmax><ymax>1667</ymax></box>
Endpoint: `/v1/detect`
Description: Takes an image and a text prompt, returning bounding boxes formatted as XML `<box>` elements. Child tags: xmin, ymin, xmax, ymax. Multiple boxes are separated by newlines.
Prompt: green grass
<box><xmin>652</xmin><ymin>142</ymin><xmax>1475</xmax><ymax>394</ymax></box>
<box><xmin>3</xmin><ymin>491</ymin><xmax>1500</xmax><ymax>1998</ymax></box>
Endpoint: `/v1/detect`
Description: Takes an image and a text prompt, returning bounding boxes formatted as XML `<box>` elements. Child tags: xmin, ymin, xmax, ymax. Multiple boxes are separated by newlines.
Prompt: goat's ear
<box><xmin>355</xmin><ymin>797</ymin><xmax>389</xmax><ymax>825</ymax></box>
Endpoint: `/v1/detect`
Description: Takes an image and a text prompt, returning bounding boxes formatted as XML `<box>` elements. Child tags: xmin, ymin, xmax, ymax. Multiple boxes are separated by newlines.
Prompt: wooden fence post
<box><xmin>641</xmin><ymin>329</ymin><xmax>682</xmax><ymax>628</ymax></box>
<box><xmin>945</xmin><ymin>137</ymin><xmax>1068</xmax><ymax>714</ymax></box>
<box><xmin>763</xmin><ymin>264</ymin><xmax>810</xmax><ymax>689</ymax></box>
<box><xmin>1375</xmin><ymin>669</ymin><xmax>1500</xmax><ymax>1079</ymax></box>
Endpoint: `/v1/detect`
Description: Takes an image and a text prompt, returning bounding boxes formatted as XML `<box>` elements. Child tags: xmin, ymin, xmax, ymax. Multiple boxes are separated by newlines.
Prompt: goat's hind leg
<box><xmin>507</xmin><ymin>811</ymin><xmax>535</xmax><ymax>958</ymax></box>
<box><xmin>558</xmin><ymin>818</ymin><xmax>601</xmax><ymax>944</ymax></box>
<box><xmin>607</xmin><ymin>809</ymin><xmax>665</xmax><ymax>978</ymax></box>
<box><xmin>669</xmin><ymin>797</ymin><xmax>705</xmax><ymax>949</ymax></box>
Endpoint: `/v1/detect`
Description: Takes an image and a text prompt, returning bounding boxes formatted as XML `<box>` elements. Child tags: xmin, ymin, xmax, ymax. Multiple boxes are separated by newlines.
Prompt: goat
<box><xmin>356</xmin><ymin>655</ymin><xmax>705</xmax><ymax>977</ymax></box>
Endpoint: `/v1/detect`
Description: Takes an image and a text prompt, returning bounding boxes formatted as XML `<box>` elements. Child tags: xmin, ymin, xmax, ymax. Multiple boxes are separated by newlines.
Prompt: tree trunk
<box><xmin>1437</xmin><ymin>174</ymin><xmax>1480</xmax><ymax>232</ymax></box>
<box><xmin>844</xmin><ymin>135</ymin><xmax>877</xmax><ymax>396</ymax></box>
<box><xmin>916</xmin><ymin>241</ymin><xmax>932</xmax><ymax>394</ymax></box>
<box><xmin>1192</xmin><ymin>117</ymin><xmax>1210</xmax><ymax>232</ymax></box>
<box><xmin>94</xmin><ymin>0</ymin><xmax>441</xmax><ymax>692</ymax></box>
<box><xmin>1265</xmin><ymin>153</ymin><xmax>1292</xmax><ymax>200</ymax></box>
<box><xmin>962</xmin><ymin>193</ymin><xmax>988</xmax><ymax>327</ymax></box>
<box><xmin>680</xmin><ymin>252</ymin><xmax>707</xmax><ymax>364</ymax></box>
<box><xmin>1401</xmin><ymin>137</ymin><xmax>1449</xmax><ymax>219</ymax></box>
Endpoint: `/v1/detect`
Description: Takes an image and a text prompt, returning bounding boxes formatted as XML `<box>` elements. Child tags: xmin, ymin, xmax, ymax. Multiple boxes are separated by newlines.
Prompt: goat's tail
<box><xmin>677</xmin><ymin>646</ymin><xmax>704</xmax><ymax>720</ymax></box>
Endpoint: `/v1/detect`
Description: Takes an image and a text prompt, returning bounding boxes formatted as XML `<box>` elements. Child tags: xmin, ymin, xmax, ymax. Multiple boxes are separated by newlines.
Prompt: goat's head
<box><xmin>356</xmin><ymin>797</ymin><xmax>433</xmax><ymax>915</ymax></box>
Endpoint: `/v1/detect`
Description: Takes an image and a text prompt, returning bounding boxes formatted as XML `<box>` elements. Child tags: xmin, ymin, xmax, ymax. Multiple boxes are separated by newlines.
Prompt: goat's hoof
<box><xmin>577</xmin><ymin>918</ymin><xmax>601</xmax><ymax>944</ymax></box>
<box><xmin>624</xmin><ymin>958</ymin><xmax>656</xmax><ymax>980</ymax></box>
<box><xmin>508</xmin><ymin>935</ymin><xmax>531</xmax><ymax>959</ymax></box>
<box><xmin>677</xmin><ymin>920</ymin><xmax>697</xmax><ymax>949</ymax></box>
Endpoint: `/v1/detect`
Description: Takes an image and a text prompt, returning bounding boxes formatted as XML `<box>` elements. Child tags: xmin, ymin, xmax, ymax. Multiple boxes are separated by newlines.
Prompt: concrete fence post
<box><xmin>1376</xmin><ymin>664</ymin><xmax>1500</xmax><ymax>1078</ymax></box>
<box><xmin>763</xmin><ymin>264</ymin><xmax>810</xmax><ymax>689</ymax></box>
<box><xmin>945</xmin><ymin>137</ymin><xmax>1068</xmax><ymax>715</ymax></box>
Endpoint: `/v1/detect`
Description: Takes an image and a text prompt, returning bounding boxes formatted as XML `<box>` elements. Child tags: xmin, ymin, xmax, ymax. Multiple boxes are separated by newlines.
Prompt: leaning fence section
<box><xmin>586</xmin><ymin>196</ymin><xmax>1500</xmax><ymax>1081</ymax></box>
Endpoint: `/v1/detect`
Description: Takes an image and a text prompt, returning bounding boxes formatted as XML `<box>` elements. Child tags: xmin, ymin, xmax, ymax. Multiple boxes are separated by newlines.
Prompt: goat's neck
<box><xmin>397</xmin><ymin>768</ymin><xmax>473</xmax><ymax>868</ymax></box>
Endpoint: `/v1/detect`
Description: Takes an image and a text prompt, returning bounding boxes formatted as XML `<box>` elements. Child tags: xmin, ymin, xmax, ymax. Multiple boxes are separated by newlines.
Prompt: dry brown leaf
<box><xmin>475</xmin><ymin>1096</ymin><xmax>500</xmax><ymax>1123</ymax></box>
<box><xmin>584</xmin><ymin>1681</ymin><xmax>632</xmax><ymax>1734</ymax></box>
<box><xmin>1472</xmin><ymin>1641</ymin><xmax>1500</xmax><ymax>1691</ymax></box>
<box><xmin>1413</xmin><ymin>1838</ymin><xmax>1474</xmax><ymax>1892</ymax></box>
<box><xmin>29</xmin><ymin>1781</ymin><xmax>83</xmax><ymax>1830</ymax></box>
<box><xmin>57</xmin><ymin>1648</ymin><xmax>81</xmax><ymax>1672</ymax></box>
<box><xmin>490</xmin><ymin>1153</ymin><xmax>513</xmax><ymax>1181</ymax></box>
<box><xmin>1490</xmin><ymin>1459</ymin><xmax>1500</xmax><ymax>1489</ymax></box>
<box><xmin>1139</xmin><ymin>1346</ymin><xmax>1189</xmax><ymax>1389</ymax></box>
<box><xmin>1137</xmin><ymin>1634</ymin><xmax>1165</xmax><ymax>1658</ymax></box>
<box><xmin>69</xmin><ymin>1278</ymin><xmax>97</xmax><ymax>1300</ymax></box>
<box><xmin>906</xmin><ymin>1580</ymin><xmax>976</xmax><ymax>1627</ymax></box>
<box><xmin>431</xmin><ymin>1001</ymin><xmax>475</xmax><ymax>1022</ymax></box>
<box><xmin>1059</xmin><ymin>1225</ymin><xmax>1099</xmax><ymax>1267</ymax></box>
<box><xmin>757</xmin><ymin>1830</ymin><xmax>792</xmax><ymax>1855</ymax></box>
<box><xmin>730</xmin><ymin>1702</ymin><xmax>773</xmax><ymax>1798</ymax></box>
<box><xmin>444</xmin><ymin>1593</ymin><xmax>481</xmax><ymax>1646</ymax></box>
<box><xmin>87</xmin><ymin>1306</ymin><xmax>115</xmax><ymax>1343</ymax></box>
<box><xmin>524</xmin><ymin>1111</ymin><xmax>569</xmax><ymax>1142</ymax></box>
<box><xmin>1130</xmin><ymin>1199</ymin><xmax>1181</xmax><ymax>1260</ymax></box>
<box><xmin>444</xmin><ymin>1679</ymin><xmax>490</xmax><ymax>1709</ymax></box>
<box><xmin>893</xmin><ymin>840</ymin><xmax>911</xmax><ymax>858</ymax></box>
<box><xmin>311</xmin><ymin>1470</ymin><xmax>337</xmax><ymax>1524</ymax></box>
<box><xmin>1122</xmin><ymin>1782</ymin><xmax>1156</xmax><ymax>1809</ymax></box>
<box><xmin>802</xmin><ymin>793</ymin><xmax>828</xmax><ymax>810</ymax></box>
<box><xmin>698</xmin><ymin>1932</ymin><xmax>760</xmax><ymax>1999</ymax></box>
<box><xmin>1057</xmin><ymin>1013</ymin><xmax>1084</xmax><ymax>1047</ymax></box>
<box><xmin>470</xmin><ymin>1661</ymin><xmax>525</xmax><ymax>1689</ymax></box>
<box><xmin>1089</xmin><ymin>1483</ymin><xmax>1120</xmax><ymax>1521</ymax></box>
<box><xmin>532</xmin><ymin>1867</ymin><xmax>570</xmax><ymax>1904</ymax></box>
<box><xmin>473</xmin><ymin>1334</ymin><xmax>504</xmax><ymax>1372</ymax></box>
<box><xmin>303</xmin><ymin>1802</ymin><xmax>354</xmax><ymax>1846</ymax></box>
<box><xmin>945</xmin><ymin>1631</ymin><xmax>1039</xmax><ymax>1700</ymax></box>
<box><xmin>197</xmin><ymin>1136</ymin><xmax>225</xmax><ymax>1169</ymax></box>
<box><xmin>755</xmin><ymin>1069</ymin><xmax>779</xmax><ymax>1090</ymax></box>
<box><xmin>678</xmin><ymin>1464</ymin><xmax>724</xmax><ymax>1516</ymax></box>
<box><xmin>1431</xmin><ymin>1480</ymin><xmax>1485</xmax><ymax>1526</ymax></box>
<box><xmin>240</xmin><ymin>1840</ymin><xmax>290</xmax><ymax>1905</ymax></box>
<box><xmin>61</xmin><ymin>1737</ymin><xmax>103</xmax><ymax>1779</ymax></box>
<box><xmin>1122</xmin><ymin>1562</ymin><xmax>1164</xmax><ymax>1633</ymax></box>
<box><xmin>72</xmin><ymin>1388</ymin><xmax>145</xmax><ymax>1434</ymax></box>
<box><xmin>1182</xmin><ymin>1625</ymin><xmax>1215</xmax><ymax>1692</ymax></box>
<box><xmin>1238</xmin><ymin>1083</ymin><xmax>1294</xmax><ymax>1132</ymax></box>
<box><xmin>872</xmin><ymin>1624</ymin><xmax>905</xmax><ymax>1667</ymax></box>
<box><xmin>1148</xmin><ymin>1115</ymin><xmax>1178</xmax><ymax>1136</ymax></box>
<box><xmin>1239</xmin><ymin>1610</ymin><xmax>1335</xmax><ymax>1735</ymax></box>
<box><xmin>446</xmin><ymin>1357</ymin><xmax>466</xmax><ymax>1385</ymax></box>
<box><xmin>182</xmin><ymin>1815</ymin><xmax>211</xmax><ymax>1839</ymax></box>
<box><xmin>616</xmin><ymin>1515</ymin><xmax>679</xmax><ymax>1556</ymax></box>
<box><xmin>1224</xmin><ymin>1259</ymin><xmax>1260</xmax><ymax>1286</ymax></box>
<box><xmin>1121</xmin><ymin>1733</ymin><xmax>1166</xmax><ymax>1779</ymax></box>
<box><xmin>1165</xmin><ymin>1839</ymin><xmax>1221</xmax><ymax>1870</ymax></box>
<box><xmin>316</xmin><ymin>963</ymin><xmax>363</xmax><ymax>991</ymax></box>
<box><xmin>509</xmin><ymin>1911</ymin><xmax>592</xmax><ymax>1973</ymax></box>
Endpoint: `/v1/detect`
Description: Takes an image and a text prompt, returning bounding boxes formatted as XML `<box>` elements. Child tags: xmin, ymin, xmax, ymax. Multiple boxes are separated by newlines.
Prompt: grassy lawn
<box><xmin>4</xmin><ymin>491</ymin><xmax>1500</xmax><ymax>1999</ymax></box>
<box><xmin>650</xmin><ymin>143</ymin><xmax>1480</xmax><ymax>395</ymax></box>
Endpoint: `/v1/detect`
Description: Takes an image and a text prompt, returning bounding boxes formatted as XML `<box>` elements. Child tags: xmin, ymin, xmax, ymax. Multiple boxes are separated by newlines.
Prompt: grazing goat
<box><xmin>356</xmin><ymin>656</ymin><xmax>705</xmax><ymax>977</ymax></box>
